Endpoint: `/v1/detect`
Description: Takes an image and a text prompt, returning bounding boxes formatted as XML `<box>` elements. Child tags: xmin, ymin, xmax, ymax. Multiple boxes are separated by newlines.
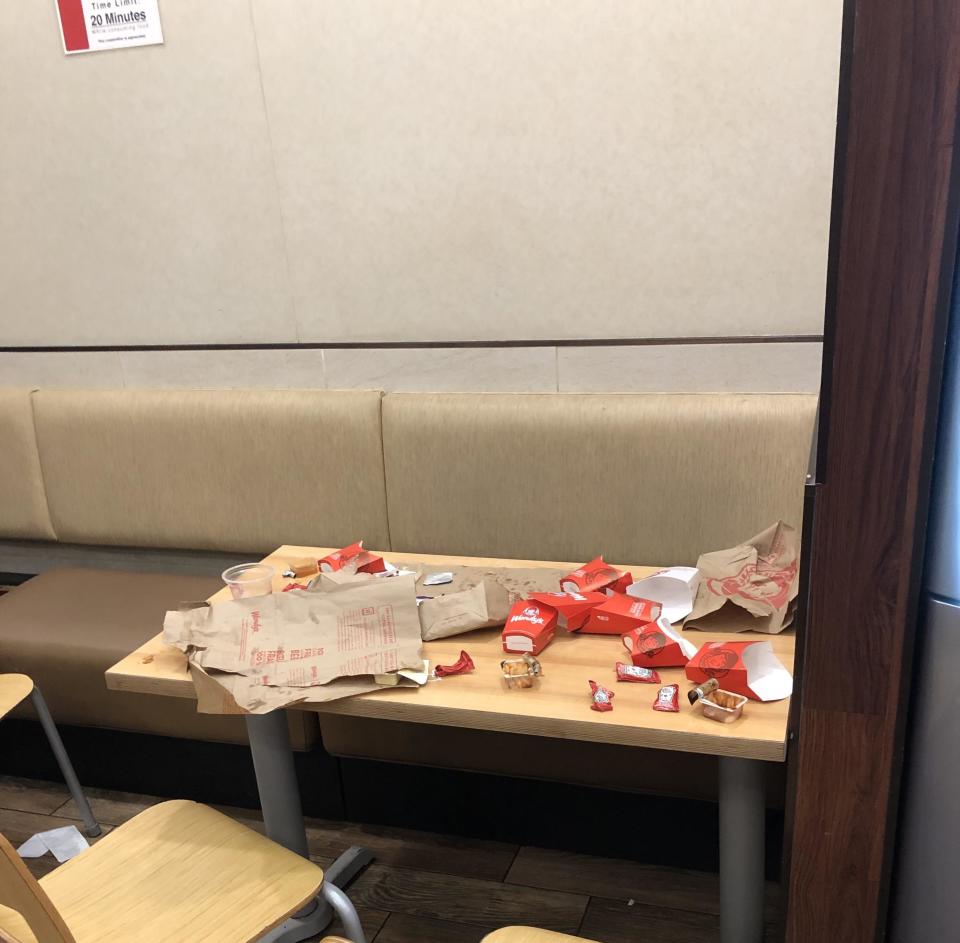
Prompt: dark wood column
<box><xmin>785</xmin><ymin>2</ymin><xmax>960</xmax><ymax>940</ymax></box>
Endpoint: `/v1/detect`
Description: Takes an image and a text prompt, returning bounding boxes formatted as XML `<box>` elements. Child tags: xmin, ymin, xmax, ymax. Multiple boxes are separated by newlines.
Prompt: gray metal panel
<box><xmin>890</xmin><ymin>597</ymin><xmax>960</xmax><ymax>939</ymax></box>
<box><xmin>926</xmin><ymin>265</ymin><xmax>960</xmax><ymax>600</ymax></box>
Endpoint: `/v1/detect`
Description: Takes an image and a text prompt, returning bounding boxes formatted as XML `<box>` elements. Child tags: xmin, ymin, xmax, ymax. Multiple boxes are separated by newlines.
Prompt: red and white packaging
<box><xmin>604</xmin><ymin>572</ymin><xmax>634</xmax><ymax>596</ymax></box>
<box><xmin>527</xmin><ymin>591</ymin><xmax>606</xmax><ymax>631</ymax></box>
<box><xmin>615</xmin><ymin>662</ymin><xmax>661</xmax><ymax>684</ymax></box>
<box><xmin>652</xmin><ymin>684</ymin><xmax>680</xmax><ymax>712</ymax></box>
<box><xmin>621</xmin><ymin>615</ymin><xmax>698</xmax><ymax>668</ymax></box>
<box><xmin>580</xmin><ymin>593</ymin><xmax>663</xmax><ymax>635</ymax></box>
<box><xmin>684</xmin><ymin>640</ymin><xmax>793</xmax><ymax>702</ymax></box>
<box><xmin>560</xmin><ymin>557</ymin><xmax>627</xmax><ymax>595</ymax></box>
<box><xmin>589</xmin><ymin>680</ymin><xmax>615</xmax><ymax>712</ymax></box>
<box><xmin>501</xmin><ymin>600</ymin><xmax>558</xmax><ymax>656</ymax></box>
<box><xmin>319</xmin><ymin>541</ymin><xmax>387</xmax><ymax>575</ymax></box>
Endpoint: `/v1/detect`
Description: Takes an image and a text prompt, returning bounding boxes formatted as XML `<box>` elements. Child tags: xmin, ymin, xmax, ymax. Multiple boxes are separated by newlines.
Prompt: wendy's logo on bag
<box><xmin>706</xmin><ymin>556</ymin><xmax>797</xmax><ymax>610</ymax></box>
<box><xmin>699</xmin><ymin>645</ymin><xmax>738</xmax><ymax>679</ymax></box>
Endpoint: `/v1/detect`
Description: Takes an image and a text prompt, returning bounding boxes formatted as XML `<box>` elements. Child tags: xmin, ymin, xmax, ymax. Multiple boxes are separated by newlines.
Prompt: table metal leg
<box><xmin>246</xmin><ymin>712</ymin><xmax>369</xmax><ymax>943</ymax></box>
<box><xmin>30</xmin><ymin>687</ymin><xmax>101</xmax><ymax>837</ymax></box>
<box><xmin>718</xmin><ymin>756</ymin><xmax>766</xmax><ymax>943</ymax></box>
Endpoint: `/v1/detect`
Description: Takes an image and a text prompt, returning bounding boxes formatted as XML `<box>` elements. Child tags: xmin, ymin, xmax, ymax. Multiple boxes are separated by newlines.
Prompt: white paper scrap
<box><xmin>18</xmin><ymin>825</ymin><xmax>89</xmax><ymax>863</ymax></box>
<box><xmin>423</xmin><ymin>571</ymin><xmax>454</xmax><ymax>586</ymax></box>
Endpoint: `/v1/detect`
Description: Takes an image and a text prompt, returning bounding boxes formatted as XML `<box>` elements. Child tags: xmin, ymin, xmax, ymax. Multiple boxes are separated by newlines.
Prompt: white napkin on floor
<box><xmin>17</xmin><ymin>825</ymin><xmax>89</xmax><ymax>863</ymax></box>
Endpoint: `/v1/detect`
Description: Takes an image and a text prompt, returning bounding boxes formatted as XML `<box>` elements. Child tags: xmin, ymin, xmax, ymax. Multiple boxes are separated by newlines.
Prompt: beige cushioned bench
<box><xmin>0</xmin><ymin>388</ymin><xmax>815</xmax><ymax>783</ymax></box>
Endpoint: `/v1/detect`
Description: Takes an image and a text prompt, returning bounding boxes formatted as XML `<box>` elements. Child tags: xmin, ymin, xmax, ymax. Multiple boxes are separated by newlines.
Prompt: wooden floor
<box><xmin>0</xmin><ymin>775</ymin><xmax>781</xmax><ymax>943</ymax></box>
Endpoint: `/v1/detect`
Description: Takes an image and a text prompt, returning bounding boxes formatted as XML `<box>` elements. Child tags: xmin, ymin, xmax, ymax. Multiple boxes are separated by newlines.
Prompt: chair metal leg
<box><xmin>30</xmin><ymin>686</ymin><xmax>101</xmax><ymax>837</ymax></box>
<box><xmin>321</xmin><ymin>880</ymin><xmax>367</xmax><ymax>943</ymax></box>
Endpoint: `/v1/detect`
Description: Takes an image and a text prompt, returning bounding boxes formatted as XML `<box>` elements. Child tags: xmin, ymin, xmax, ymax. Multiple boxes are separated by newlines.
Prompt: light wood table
<box><xmin>107</xmin><ymin>545</ymin><xmax>795</xmax><ymax>943</ymax></box>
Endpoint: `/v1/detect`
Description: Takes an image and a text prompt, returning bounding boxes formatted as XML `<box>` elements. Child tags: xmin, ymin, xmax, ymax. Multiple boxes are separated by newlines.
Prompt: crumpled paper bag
<box><xmin>164</xmin><ymin>573</ymin><xmax>423</xmax><ymax>713</ymax></box>
<box><xmin>683</xmin><ymin>521</ymin><xmax>799</xmax><ymax>634</ymax></box>
<box><xmin>415</xmin><ymin>564</ymin><xmax>569</xmax><ymax>640</ymax></box>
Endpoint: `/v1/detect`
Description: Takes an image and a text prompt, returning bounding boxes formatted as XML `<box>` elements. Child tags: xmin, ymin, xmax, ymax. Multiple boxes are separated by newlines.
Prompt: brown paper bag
<box><xmin>416</xmin><ymin>565</ymin><xmax>569</xmax><ymax>640</ymax></box>
<box><xmin>164</xmin><ymin>573</ymin><xmax>422</xmax><ymax>712</ymax></box>
<box><xmin>683</xmin><ymin>521</ymin><xmax>799</xmax><ymax>634</ymax></box>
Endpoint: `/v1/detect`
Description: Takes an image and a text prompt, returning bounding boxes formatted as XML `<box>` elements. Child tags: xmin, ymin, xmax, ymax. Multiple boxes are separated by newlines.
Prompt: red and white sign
<box><xmin>55</xmin><ymin>0</ymin><xmax>163</xmax><ymax>55</ymax></box>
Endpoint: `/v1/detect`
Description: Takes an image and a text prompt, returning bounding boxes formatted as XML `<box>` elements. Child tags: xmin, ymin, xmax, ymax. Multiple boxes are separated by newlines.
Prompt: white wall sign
<box><xmin>55</xmin><ymin>0</ymin><xmax>163</xmax><ymax>55</ymax></box>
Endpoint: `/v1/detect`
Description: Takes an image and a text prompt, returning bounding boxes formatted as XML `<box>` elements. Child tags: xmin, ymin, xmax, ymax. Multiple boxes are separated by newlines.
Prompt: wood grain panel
<box><xmin>348</xmin><ymin>863</ymin><xmax>588</xmax><ymax>934</ymax></box>
<box><xmin>785</xmin><ymin>0</ymin><xmax>960</xmax><ymax>940</ymax></box>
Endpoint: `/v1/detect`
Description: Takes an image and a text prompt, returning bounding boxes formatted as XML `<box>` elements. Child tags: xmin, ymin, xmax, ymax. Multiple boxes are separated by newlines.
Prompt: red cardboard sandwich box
<box><xmin>319</xmin><ymin>541</ymin><xmax>386</xmax><ymax>575</ymax></box>
<box><xmin>684</xmin><ymin>640</ymin><xmax>793</xmax><ymax>702</ymax></box>
<box><xmin>621</xmin><ymin>615</ymin><xmax>698</xmax><ymax>668</ymax></box>
<box><xmin>527</xmin><ymin>591</ymin><xmax>606</xmax><ymax>631</ymax></box>
<box><xmin>560</xmin><ymin>557</ymin><xmax>628</xmax><ymax>595</ymax></box>
<box><xmin>604</xmin><ymin>572</ymin><xmax>634</xmax><ymax>596</ymax></box>
<box><xmin>580</xmin><ymin>592</ymin><xmax>663</xmax><ymax>635</ymax></box>
<box><xmin>501</xmin><ymin>600</ymin><xmax>558</xmax><ymax>655</ymax></box>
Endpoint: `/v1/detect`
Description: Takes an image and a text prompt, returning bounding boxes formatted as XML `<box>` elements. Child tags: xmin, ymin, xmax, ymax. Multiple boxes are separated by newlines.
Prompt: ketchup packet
<box><xmin>615</xmin><ymin>662</ymin><xmax>661</xmax><ymax>683</ymax></box>
<box><xmin>560</xmin><ymin>557</ymin><xmax>626</xmax><ymax>595</ymax></box>
<box><xmin>653</xmin><ymin>684</ymin><xmax>680</xmax><ymax>712</ymax></box>
<box><xmin>589</xmin><ymin>680</ymin><xmax>615</xmax><ymax>712</ymax></box>
<box><xmin>435</xmin><ymin>650</ymin><xmax>475</xmax><ymax>678</ymax></box>
<box><xmin>282</xmin><ymin>582</ymin><xmax>306</xmax><ymax>592</ymax></box>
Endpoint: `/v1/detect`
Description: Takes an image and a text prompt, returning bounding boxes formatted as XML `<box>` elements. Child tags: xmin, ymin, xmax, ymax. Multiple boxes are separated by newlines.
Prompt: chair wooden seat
<box><xmin>482</xmin><ymin>929</ymin><xmax>599</xmax><ymax>943</ymax></box>
<box><xmin>0</xmin><ymin>675</ymin><xmax>33</xmax><ymax>721</ymax></box>
<box><xmin>1</xmin><ymin>800</ymin><xmax>324</xmax><ymax>943</ymax></box>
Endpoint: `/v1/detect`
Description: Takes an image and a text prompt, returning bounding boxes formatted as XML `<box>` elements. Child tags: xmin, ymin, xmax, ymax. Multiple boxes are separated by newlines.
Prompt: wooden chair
<box><xmin>0</xmin><ymin>800</ymin><xmax>332</xmax><ymax>943</ymax></box>
<box><xmin>481</xmin><ymin>931</ymin><xmax>599</xmax><ymax>943</ymax></box>
<box><xmin>0</xmin><ymin>675</ymin><xmax>99</xmax><ymax>837</ymax></box>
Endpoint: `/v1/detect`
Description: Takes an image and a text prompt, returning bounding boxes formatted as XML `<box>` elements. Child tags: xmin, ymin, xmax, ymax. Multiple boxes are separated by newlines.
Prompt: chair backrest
<box><xmin>0</xmin><ymin>835</ymin><xmax>74</xmax><ymax>943</ymax></box>
<box><xmin>30</xmin><ymin>389</ymin><xmax>390</xmax><ymax>553</ymax></box>
<box><xmin>382</xmin><ymin>391</ymin><xmax>817</xmax><ymax>565</ymax></box>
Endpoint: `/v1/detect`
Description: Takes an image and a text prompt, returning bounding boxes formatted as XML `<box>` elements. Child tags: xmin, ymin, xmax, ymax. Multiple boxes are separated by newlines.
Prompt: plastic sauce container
<box><xmin>700</xmin><ymin>689</ymin><xmax>748</xmax><ymax>723</ymax></box>
<box><xmin>222</xmin><ymin>563</ymin><xmax>275</xmax><ymax>599</ymax></box>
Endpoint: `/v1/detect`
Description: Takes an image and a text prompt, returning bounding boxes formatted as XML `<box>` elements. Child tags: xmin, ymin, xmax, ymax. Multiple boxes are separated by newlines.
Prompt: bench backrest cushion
<box><xmin>382</xmin><ymin>392</ymin><xmax>816</xmax><ymax>565</ymax></box>
<box><xmin>32</xmin><ymin>389</ymin><xmax>390</xmax><ymax>553</ymax></box>
<box><xmin>0</xmin><ymin>389</ymin><xmax>56</xmax><ymax>541</ymax></box>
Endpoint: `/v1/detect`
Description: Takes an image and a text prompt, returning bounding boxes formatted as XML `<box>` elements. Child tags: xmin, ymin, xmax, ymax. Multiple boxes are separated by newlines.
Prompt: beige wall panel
<box><xmin>323</xmin><ymin>346</ymin><xmax>557</xmax><ymax>392</ymax></box>
<box><xmin>0</xmin><ymin>389</ymin><xmax>56</xmax><ymax>540</ymax></box>
<box><xmin>0</xmin><ymin>2</ymin><xmax>295</xmax><ymax>345</ymax></box>
<box><xmin>254</xmin><ymin>0</ymin><xmax>841</xmax><ymax>343</ymax></box>
<box><xmin>0</xmin><ymin>352</ymin><xmax>125</xmax><ymax>388</ymax></box>
<box><xmin>119</xmin><ymin>348</ymin><xmax>326</xmax><ymax>389</ymax></box>
<box><xmin>559</xmin><ymin>343</ymin><xmax>823</xmax><ymax>392</ymax></box>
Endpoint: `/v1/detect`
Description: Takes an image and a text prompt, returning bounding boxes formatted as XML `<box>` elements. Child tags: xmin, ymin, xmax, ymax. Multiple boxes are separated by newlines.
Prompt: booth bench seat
<box><xmin>0</xmin><ymin>386</ymin><xmax>816</xmax><ymax>785</ymax></box>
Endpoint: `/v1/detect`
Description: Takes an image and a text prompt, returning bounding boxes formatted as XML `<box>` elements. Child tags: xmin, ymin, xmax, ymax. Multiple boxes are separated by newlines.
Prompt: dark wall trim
<box><xmin>784</xmin><ymin>2</ymin><xmax>960</xmax><ymax>942</ymax></box>
<box><xmin>0</xmin><ymin>334</ymin><xmax>823</xmax><ymax>353</ymax></box>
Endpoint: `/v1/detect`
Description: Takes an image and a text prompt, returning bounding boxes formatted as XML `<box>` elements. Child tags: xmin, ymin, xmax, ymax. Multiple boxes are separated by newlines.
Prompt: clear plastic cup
<box><xmin>222</xmin><ymin>563</ymin><xmax>275</xmax><ymax>599</ymax></box>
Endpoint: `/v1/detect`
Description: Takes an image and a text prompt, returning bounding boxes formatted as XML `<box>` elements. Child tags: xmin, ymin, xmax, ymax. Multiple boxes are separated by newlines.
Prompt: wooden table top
<box><xmin>105</xmin><ymin>545</ymin><xmax>794</xmax><ymax>762</ymax></box>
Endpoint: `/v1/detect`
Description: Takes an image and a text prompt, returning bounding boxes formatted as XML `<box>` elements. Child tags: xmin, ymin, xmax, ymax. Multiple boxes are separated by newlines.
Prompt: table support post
<box><xmin>718</xmin><ymin>756</ymin><xmax>766</xmax><ymax>943</ymax></box>
<box><xmin>246</xmin><ymin>711</ymin><xmax>311</xmax><ymax>858</ymax></box>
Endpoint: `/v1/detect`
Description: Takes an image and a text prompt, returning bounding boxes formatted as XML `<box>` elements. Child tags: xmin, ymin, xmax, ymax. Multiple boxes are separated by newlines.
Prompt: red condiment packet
<box><xmin>435</xmin><ymin>650</ymin><xmax>475</xmax><ymax>678</ymax></box>
<box><xmin>589</xmin><ymin>680</ymin><xmax>615</xmax><ymax>712</ymax></box>
<box><xmin>653</xmin><ymin>684</ymin><xmax>680</xmax><ymax>712</ymax></box>
<box><xmin>615</xmin><ymin>662</ymin><xmax>661</xmax><ymax>684</ymax></box>
<box><xmin>282</xmin><ymin>582</ymin><xmax>306</xmax><ymax>592</ymax></box>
